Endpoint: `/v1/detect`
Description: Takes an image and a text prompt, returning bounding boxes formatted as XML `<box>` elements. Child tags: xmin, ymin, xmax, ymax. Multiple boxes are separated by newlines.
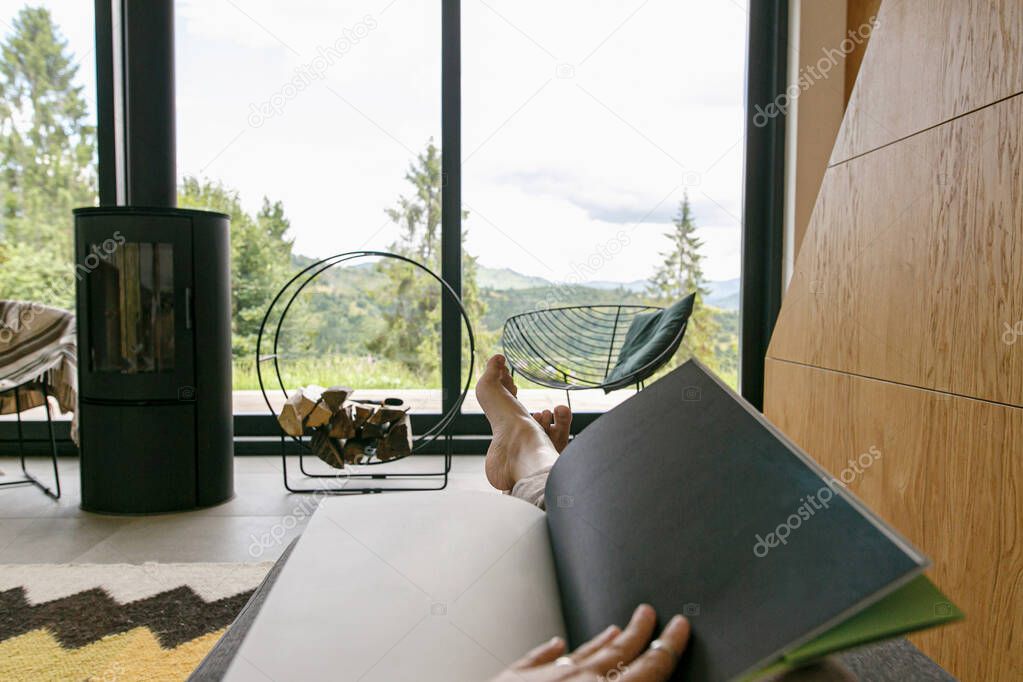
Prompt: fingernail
<box><xmin>602</xmin><ymin>625</ymin><xmax>617</xmax><ymax>636</ymax></box>
<box><xmin>549</xmin><ymin>636</ymin><xmax>563</xmax><ymax>645</ymax></box>
<box><xmin>669</xmin><ymin>615</ymin><xmax>685</xmax><ymax>627</ymax></box>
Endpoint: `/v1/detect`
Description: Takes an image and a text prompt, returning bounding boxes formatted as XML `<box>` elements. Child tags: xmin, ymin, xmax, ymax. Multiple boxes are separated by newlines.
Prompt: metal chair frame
<box><xmin>501</xmin><ymin>304</ymin><xmax>689</xmax><ymax>408</ymax></box>
<box><xmin>0</xmin><ymin>381</ymin><xmax>62</xmax><ymax>499</ymax></box>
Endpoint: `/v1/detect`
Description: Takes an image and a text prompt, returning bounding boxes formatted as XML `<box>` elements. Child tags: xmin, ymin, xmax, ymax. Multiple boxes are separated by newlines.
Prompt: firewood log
<box><xmin>278</xmin><ymin>387</ymin><xmax>317</xmax><ymax>436</ymax></box>
<box><xmin>328</xmin><ymin>405</ymin><xmax>356</xmax><ymax>439</ymax></box>
<box><xmin>343</xmin><ymin>438</ymin><xmax>370</xmax><ymax>465</ymax></box>
<box><xmin>350</xmin><ymin>402</ymin><xmax>376</xmax><ymax>430</ymax></box>
<box><xmin>367</xmin><ymin>397</ymin><xmax>410</xmax><ymax>426</ymax></box>
<box><xmin>321</xmin><ymin>386</ymin><xmax>354</xmax><ymax>412</ymax></box>
<box><xmin>377</xmin><ymin>414</ymin><xmax>412</xmax><ymax>461</ymax></box>
<box><xmin>360</xmin><ymin>421</ymin><xmax>386</xmax><ymax>440</ymax></box>
<box><xmin>311</xmin><ymin>428</ymin><xmax>344</xmax><ymax>469</ymax></box>
<box><xmin>305</xmin><ymin>399</ymin><xmax>333</xmax><ymax>428</ymax></box>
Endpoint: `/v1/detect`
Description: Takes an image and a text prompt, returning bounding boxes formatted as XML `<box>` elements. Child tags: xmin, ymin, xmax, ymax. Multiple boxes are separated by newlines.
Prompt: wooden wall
<box><xmin>765</xmin><ymin>0</ymin><xmax>1023</xmax><ymax>679</ymax></box>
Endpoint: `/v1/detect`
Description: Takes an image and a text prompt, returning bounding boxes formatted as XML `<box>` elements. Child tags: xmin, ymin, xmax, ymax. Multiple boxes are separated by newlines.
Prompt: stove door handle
<box><xmin>184</xmin><ymin>287</ymin><xmax>193</xmax><ymax>330</ymax></box>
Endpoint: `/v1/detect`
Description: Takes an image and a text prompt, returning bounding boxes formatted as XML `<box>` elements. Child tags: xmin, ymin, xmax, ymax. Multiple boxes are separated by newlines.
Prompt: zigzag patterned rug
<box><xmin>0</xmin><ymin>562</ymin><xmax>272</xmax><ymax>681</ymax></box>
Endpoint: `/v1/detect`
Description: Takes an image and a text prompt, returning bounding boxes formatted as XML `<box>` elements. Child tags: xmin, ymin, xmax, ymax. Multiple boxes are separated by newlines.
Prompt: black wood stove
<box><xmin>74</xmin><ymin>0</ymin><xmax>232</xmax><ymax>513</ymax></box>
<box><xmin>74</xmin><ymin>207</ymin><xmax>233</xmax><ymax>513</ymax></box>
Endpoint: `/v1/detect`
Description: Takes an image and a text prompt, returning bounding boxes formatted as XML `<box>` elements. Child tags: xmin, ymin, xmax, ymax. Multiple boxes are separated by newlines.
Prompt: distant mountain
<box><xmin>289</xmin><ymin>258</ymin><xmax>739</xmax><ymax>311</ymax></box>
<box><xmin>704</xmin><ymin>278</ymin><xmax>740</xmax><ymax>310</ymax></box>
<box><xmin>477</xmin><ymin>266</ymin><xmax>739</xmax><ymax>310</ymax></box>
<box><xmin>477</xmin><ymin>267</ymin><xmax>552</xmax><ymax>290</ymax></box>
<box><xmin>477</xmin><ymin>266</ymin><xmax>647</xmax><ymax>293</ymax></box>
<box><xmin>581</xmin><ymin>279</ymin><xmax>648</xmax><ymax>293</ymax></box>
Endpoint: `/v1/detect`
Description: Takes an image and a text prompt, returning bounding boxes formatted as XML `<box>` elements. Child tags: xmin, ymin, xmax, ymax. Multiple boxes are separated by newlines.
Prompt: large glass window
<box><xmin>0</xmin><ymin>1</ymin><xmax>97</xmax><ymax>308</ymax></box>
<box><xmin>462</xmin><ymin>0</ymin><xmax>746</xmax><ymax>411</ymax></box>
<box><xmin>175</xmin><ymin>0</ymin><xmax>443</xmax><ymax>413</ymax></box>
<box><xmin>0</xmin><ymin>1</ymin><xmax>96</xmax><ymax>425</ymax></box>
<box><xmin>1</xmin><ymin>1</ymin><xmax>750</xmax><ymax>436</ymax></box>
<box><xmin>174</xmin><ymin>0</ymin><xmax>746</xmax><ymax>417</ymax></box>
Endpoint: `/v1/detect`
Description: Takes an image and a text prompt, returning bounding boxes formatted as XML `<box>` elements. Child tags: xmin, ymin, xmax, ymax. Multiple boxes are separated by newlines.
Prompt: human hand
<box><xmin>489</xmin><ymin>604</ymin><xmax>690</xmax><ymax>681</ymax></box>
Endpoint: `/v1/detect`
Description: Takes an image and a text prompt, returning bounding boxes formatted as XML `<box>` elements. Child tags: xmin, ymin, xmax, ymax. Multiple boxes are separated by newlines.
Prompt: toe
<box><xmin>532</xmin><ymin>412</ymin><xmax>550</xmax><ymax>435</ymax></box>
<box><xmin>484</xmin><ymin>354</ymin><xmax>505</xmax><ymax>375</ymax></box>
<box><xmin>541</xmin><ymin>409</ymin><xmax>552</xmax><ymax>427</ymax></box>
<box><xmin>550</xmin><ymin>405</ymin><xmax>573</xmax><ymax>452</ymax></box>
<box><xmin>500</xmin><ymin>366</ymin><xmax>518</xmax><ymax>396</ymax></box>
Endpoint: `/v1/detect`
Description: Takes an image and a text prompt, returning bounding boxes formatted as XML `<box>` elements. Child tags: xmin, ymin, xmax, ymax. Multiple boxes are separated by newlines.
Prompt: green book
<box><xmin>743</xmin><ymin>576</ymin><xmax>963</xmax><ymax>680</ymax></box>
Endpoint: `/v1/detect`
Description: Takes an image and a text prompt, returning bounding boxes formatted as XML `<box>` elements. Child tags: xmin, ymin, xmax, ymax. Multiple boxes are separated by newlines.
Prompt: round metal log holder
<box><xmin>256</xmin><ymin>250</ymin><xmax>475</xmax><ymax>494</ymax></box>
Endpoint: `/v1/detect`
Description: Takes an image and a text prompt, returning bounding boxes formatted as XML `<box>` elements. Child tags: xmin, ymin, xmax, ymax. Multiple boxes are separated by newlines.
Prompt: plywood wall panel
<box><xmin>769</xmin><ymin>94</ymin><xmax>1023</xmax><ymax>406</ymax></box>
<box><xmin>764</xmin><ymin>359</ymin><xmax>1023</xmax><ymax>681</ymax></box>
<box><xmin>832</xmin><ymin>0</ymin><xmax>1023</xmax><ymax>163</ymax></box>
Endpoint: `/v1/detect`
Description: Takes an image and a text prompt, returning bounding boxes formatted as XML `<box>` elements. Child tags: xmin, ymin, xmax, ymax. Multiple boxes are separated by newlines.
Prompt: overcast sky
<box><xmin>3</xmin><ymin>0</ymin><xmax>749</xmax><ymax>283</ymax></box>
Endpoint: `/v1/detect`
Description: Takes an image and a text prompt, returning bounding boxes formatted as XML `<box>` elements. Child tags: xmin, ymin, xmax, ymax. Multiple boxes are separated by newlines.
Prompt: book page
<box><xmin>225</xmin><ymin>491</ymin><xmax>566</xmax><ymax>681</ymax></box>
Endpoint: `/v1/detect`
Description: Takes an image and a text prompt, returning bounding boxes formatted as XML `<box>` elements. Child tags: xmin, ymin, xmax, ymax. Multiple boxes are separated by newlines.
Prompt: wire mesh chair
<box><xmin>501</xmin><ymin>304</ymin><xmax>690</xmax><ymax>408</ymax></box>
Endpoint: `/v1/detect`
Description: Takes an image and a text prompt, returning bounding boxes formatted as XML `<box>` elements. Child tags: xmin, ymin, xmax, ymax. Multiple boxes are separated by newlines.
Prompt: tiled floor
<box><xmin>0</xmin><ymin>455</ymin><xmax>493</xmax><ymax>564</ymax></box>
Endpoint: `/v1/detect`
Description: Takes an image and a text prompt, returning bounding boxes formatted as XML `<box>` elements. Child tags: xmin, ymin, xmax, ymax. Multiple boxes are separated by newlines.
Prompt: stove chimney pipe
<box><xmin>95</xmin><ymin>0</ymin><xmax>177</xmax><ymax>207</ymax></box>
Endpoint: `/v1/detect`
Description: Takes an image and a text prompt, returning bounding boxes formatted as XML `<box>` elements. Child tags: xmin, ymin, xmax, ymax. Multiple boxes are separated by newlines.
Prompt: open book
<box><xmin>222</xmin><ymin>360</ymin><xmax>961</xmax><ymax>682</ymax></box>
<box><xmin>543</xmin><ymin>359</ymin><xmax>961</xmax><ymax>680</ymax></box>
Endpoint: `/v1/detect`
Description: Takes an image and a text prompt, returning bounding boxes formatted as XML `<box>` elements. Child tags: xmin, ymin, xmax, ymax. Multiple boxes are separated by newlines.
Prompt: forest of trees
<box><xmin>0</xmin><ymin>6</ymin><xmax>739</xmax><ymax>391</ymax></box>
<box><xmin>0</xmin><ymin>7</ymin><xmax>95</xmax><ymax>308</ymax></box>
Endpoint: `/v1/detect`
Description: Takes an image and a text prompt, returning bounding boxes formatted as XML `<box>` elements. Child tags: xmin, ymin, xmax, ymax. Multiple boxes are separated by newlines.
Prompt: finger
<box><xmin>541</xmin><ymin>409</ymin><xmax>553</xmax><ymax>426</ymax></box>
<box><xmin>582</xmin><ymin>604</ymin><xmax>657</xmax><ymax>673</ymax></box>
<box><xmin>623</xmin><ymin>615</ymin><xmax>690</xmax><ymax>681</ymax></box>
<box><xmin>569</xmin><ymin>625</ymin><xmax>621</xmax><ymax>662</ymax></box>
<box><xmin>513</xmin><ymin>636</ymin><xmax>566</xmax><ymax>669</ymax></box>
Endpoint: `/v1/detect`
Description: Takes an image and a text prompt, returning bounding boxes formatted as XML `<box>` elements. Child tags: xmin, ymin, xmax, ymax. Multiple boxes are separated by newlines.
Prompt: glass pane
<box><xmin>0</xmin><ymin>4</ymin><xmax>96</xmax><ymax>425</ymax></box>
<box><xmin>89</xmin><ymin>242</ymin><xmax>175</xmax><ymax>373</ymax></box>
<box><xmin>174</xmin><ymin>1</ymin><xmax>442</xmax><ymax>414</ymax></box>
<box><xmin>463</xmin><ymin>1</ymin><xmax>747</xmax><ymax>413</ymax></box>
<box><xmin>0</xmin><ymin>4</ymin><xmax>97</xmax><ymax>309</ymax></box>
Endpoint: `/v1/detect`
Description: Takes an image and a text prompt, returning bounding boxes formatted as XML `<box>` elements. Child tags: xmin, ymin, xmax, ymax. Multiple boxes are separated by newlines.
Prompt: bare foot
<box><xmin>476</xmin><ymin>355</ymin><xmax>559</xmax><ymax>491</ymax></box>
<box><xmin>532</xmin><ymin>406</ymin><xmax>572</xmax><ymax>453</ymax></box>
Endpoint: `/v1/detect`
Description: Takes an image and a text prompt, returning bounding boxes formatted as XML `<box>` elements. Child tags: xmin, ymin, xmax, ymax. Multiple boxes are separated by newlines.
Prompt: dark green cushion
<box><xmin>604</xmin><ymin>293</ymin><xmax>695</xmax><ymax>388</ymax></box>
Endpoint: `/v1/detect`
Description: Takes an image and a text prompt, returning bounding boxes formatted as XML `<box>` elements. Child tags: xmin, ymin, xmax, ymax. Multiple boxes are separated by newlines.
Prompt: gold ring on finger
<box><xmin>648</xmin><ymin>639</ymin><xmax>681</xmax><ymax>663</ymax></box>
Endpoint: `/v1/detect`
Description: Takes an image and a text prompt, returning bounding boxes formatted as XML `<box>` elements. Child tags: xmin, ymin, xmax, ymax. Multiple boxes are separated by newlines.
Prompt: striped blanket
<box><xmin>0</xmin><ymin>301</ymin><xmax>77</xmax><ymax>443</ymax></box>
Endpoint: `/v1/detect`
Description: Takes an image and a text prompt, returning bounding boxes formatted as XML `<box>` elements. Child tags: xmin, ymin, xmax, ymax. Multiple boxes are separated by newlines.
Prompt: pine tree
<box><xmin>369</xmin><ymin>140</ymin><xmax>485</xmax><ymax>379</ymax></box>
<box><xmin>0</xmin><ymin>7</ymin><xmax>97</xmax><ymax>307</ymax></box>
<box><xmin>647</xmin><ymin>194</ymin><xmax>719</xmax><ymax>368</ymax></box>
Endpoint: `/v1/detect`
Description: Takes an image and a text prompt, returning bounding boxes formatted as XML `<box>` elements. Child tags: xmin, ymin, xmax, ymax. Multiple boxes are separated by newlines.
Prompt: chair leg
<box><xmin>2</xmin><ymin>384</ymin><xmax>61</xmax><ymax>500</ymax></box>
<box><xmin>41</xmin><ymin>382</ymin><xmax>61</xmax><ymax>499</ymax></box>
<box><xmin>14</xmin><ymin>386</ymin><xmax>26</xmax><ymax>472</ymax></box>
